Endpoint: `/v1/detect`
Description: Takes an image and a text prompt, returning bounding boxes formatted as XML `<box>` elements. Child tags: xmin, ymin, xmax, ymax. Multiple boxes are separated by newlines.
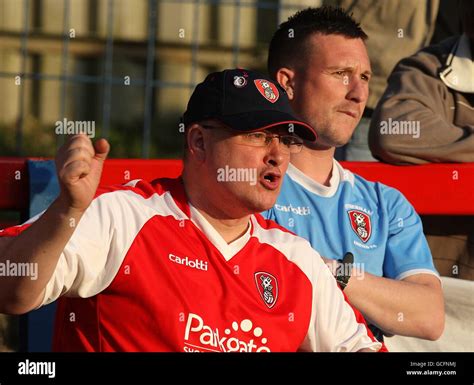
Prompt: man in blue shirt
<box><xmin>264</xmin><ymin>6</ymin><xmax>444</xmax><ymax>341</ymax></box>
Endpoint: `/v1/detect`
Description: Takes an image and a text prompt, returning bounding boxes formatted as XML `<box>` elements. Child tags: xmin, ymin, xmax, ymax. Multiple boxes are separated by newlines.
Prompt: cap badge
<box><xmin>233</xmin><ymin>75</ymin><xmax>247</xmax><ymax>88</ymax></box>
<box><xmin>254</xmin><ymin>79</ymin><xmax>279</xmax><ymax>103</ymax></box>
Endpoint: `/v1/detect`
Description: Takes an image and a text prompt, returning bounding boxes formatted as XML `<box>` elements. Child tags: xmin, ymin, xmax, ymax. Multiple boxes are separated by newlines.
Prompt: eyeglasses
<box><xmin>201</xmin><ymin>124</ymin><xmax>304</xmax><ymax>154</ymax></box>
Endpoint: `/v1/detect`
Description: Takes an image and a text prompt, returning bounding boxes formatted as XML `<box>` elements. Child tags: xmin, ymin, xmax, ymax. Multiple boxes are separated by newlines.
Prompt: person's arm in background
<box><xmin>0</xmin><ymin>135</ymin><xmax>109</xmax><ymax>315</ymax></box>
<box><xmin>327</xmin><ymin>188</ymin><xmax>445</xmax><ymax>340</ymax></box>
<box><xmin>368</xmin><ymin>37</ymin><xmax>474</xmax><ymax>164</ymax></box>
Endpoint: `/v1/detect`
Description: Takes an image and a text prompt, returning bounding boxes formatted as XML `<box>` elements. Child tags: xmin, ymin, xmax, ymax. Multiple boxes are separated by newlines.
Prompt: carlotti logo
<box><xmin>183</xmin><ymin>313</ymin><xmax>271</xmax><ymax>352</ymax></box>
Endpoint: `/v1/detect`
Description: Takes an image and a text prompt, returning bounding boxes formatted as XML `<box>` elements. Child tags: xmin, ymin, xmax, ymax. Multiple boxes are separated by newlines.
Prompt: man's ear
<box><xmin>186</xmin><ymin>124</ymin><xmax>206</xmax><ymax>162</ymax></box>
<box><xmin>275</xmin><ymin>68</ymin><xmax>295</xmax><ymax>100</ymax></box>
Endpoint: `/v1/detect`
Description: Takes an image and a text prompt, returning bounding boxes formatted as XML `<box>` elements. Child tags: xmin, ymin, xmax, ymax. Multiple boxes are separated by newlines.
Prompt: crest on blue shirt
<box><xmin>347</xmin><ymin>209</ymin><xmax>372</xmax><ymax>243</ymax></box>
<box><xmin>254</xmin><ymin>272</ymin><xmax>278</xmax><ymax>309</ymax></box>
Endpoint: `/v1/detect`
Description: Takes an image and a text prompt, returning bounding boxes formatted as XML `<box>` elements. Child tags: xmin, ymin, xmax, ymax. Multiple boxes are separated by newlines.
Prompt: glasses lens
<box><xmin>280</xmin><ymin>135</ymin><xmax>303</xmax><ymax>153</ymax></box>
<box><xmin>235</xmin><ymin>131</ymin><xmax>304</xmax><ymax>153</ymax></box>
<box><xmin>243</xmin><ymin>132</ymin><xmax>268</xmax><ymax>145</ymax></box>
<box><xmin>288</xmin><ymin>143</ymin><xmax>303</xmax><ymax>153</ymax></box>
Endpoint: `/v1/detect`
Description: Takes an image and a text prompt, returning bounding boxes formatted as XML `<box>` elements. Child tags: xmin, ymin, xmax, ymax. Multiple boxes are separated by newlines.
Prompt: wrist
<box><xmin>335</xmin><ymin>252</ymin><xmax>354</xmax><ymax>291</ymax></box>
<box><xmin>52</xmin><ymin>195</ymin><xmax>87</xmax><ymax>218</ymax></box>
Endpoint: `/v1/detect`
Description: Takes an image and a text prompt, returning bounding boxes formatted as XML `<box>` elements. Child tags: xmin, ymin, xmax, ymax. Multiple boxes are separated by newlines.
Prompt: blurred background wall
<box><xmin>0</xmin><ymin>0</ymin><xmax>322</xmax><ymax>160</ymax></box>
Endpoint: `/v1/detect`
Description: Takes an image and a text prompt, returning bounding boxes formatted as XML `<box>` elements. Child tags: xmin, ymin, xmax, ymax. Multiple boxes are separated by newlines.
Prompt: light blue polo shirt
<box><xmin>263</xmin><ymin>161</ymin><xmax>438</xmax><ymax>280</ymax></box>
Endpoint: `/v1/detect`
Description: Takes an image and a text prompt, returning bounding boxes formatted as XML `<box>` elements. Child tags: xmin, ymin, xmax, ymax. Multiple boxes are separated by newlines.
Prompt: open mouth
<box><xmin>260</xmin><ymin>171</ymin><xmax>281</xmax><ymax>190</ymax></box>
<box><xmin>264</xmin><ymin>174</ymin><xmax>274</xmax><ymax>182</ymax></box>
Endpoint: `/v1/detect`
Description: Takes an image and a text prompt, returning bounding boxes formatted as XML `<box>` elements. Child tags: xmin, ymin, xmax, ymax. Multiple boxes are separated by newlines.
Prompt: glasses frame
<box><xmin>200</xmin><ymin>123</ymin><xmax>304</xmax><ymax>154</ymax></box>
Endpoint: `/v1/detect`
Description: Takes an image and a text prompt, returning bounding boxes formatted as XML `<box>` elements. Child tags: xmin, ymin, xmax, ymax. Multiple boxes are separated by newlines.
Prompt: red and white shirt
<box><xmin>0</xmin><ymin>177</ymin><xmax>383</xmax><ymax>352</ymax></box>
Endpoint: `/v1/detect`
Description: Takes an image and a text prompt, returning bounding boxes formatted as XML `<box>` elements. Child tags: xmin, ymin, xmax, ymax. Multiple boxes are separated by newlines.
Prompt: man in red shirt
<box><xmin>0</xmin><ymin>69</ymin><xmax>383</xmax><ymax>352</ymax></box>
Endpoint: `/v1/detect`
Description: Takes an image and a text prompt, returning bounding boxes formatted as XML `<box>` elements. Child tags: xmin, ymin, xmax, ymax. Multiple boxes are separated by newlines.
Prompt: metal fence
<box><xmin>0</xmin><ymin>0</ymin><xmax>318</xmax><ymax>158</ymax></box>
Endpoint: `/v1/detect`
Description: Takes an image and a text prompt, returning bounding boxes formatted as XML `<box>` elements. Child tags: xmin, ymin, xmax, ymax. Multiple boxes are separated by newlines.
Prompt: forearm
<box><xmin>0</xmin><ymin>197</ymin><xmax>85</xmax><ymax>314</ymax></box>
<box><xmin>344</xmin><ymin>272</ymin><xmax>444</xmax><ymax>340</ymax></box>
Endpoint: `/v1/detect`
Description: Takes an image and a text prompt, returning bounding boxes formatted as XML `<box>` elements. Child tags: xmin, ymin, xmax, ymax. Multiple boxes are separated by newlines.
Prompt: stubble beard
<box><xmin>306</xmin><ymin>121</ymin><xmax>349</xmax><ymax>150</ymax></box>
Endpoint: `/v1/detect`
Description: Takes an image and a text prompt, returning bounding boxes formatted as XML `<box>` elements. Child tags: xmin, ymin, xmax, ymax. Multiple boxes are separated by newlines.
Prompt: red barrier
<box><xmin>99</xmin><ymin>159</ymin><xmax>183</xmax><ymax>186</ymax></box>
<box><xmin>0</xmin><ymin>158</ymin><xmax>30</xmax><ymax>210</ymax></box>
<box><xmin>0</xmin><ymin>158</ymin><xmax>472</xmax><ymax>215</ymax></box>
<box><xmin>340</xmin><ymin>162</ymin><xmax>474</xmax><ymax>215</ymax></box>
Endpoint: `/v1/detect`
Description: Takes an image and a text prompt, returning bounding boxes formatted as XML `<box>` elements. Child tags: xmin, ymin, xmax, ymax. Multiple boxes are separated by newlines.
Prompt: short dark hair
<box><xmin>267</xmin><ymin>6</ymin><xmax>368</xmax><ymax>78</ymax></box>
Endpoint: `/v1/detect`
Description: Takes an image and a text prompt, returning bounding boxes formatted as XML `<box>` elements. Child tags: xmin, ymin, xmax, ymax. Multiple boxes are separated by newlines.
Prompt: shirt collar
<box><xmin>286</xmin><ymin>159</ymin><xmax>341</xmax><ymax>197</ymax></box>
<box><xmin>188</xmin><ymin>203</ymin><xmax>252</xmax><ymax>261</ymax></box>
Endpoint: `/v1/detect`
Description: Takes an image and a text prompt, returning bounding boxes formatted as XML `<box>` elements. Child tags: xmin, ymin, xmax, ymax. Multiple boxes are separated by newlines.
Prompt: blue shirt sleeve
<box><xmin>381</xmin><ymin>185</ymin><xmax>438</xmax><ymax>280</ymax></box>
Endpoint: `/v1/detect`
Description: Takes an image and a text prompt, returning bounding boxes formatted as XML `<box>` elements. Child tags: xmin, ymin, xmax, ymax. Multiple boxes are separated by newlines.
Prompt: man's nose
<box><xmin>264</xmin><ymin>137</ymin><xmax>286</xmax><ymax>167</ymax></box>
<box><xmin>346</xmin><ymin>77</ymin><xmax>368</xmax><ymax>104</ymax></box>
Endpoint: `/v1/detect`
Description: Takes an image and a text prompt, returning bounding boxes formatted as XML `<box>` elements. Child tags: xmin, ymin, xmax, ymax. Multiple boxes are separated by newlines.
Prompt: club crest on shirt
<box><xmin>254</xmin><ymin>272</ymin><xmax>278</xmax><ymax>308</ymax></box>
<box><xmin>254</xmin><ymin>79</ymin><xmax>279</xmax><ymax>103</ymax></box>
<box><xmin>347</xmin><ymin>209</ymin><xmax>372</xmax><ymax>243</ymax></box>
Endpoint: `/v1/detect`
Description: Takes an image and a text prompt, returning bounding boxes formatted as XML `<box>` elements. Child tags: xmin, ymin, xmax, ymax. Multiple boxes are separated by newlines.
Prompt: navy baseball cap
<box><xmin>182</xmin><ymin>69</ymin><xmax>317</xmax><ymax>142</ymax></box>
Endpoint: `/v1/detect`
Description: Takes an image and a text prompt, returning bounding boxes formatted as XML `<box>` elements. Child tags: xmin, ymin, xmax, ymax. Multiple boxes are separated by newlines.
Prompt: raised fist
<box><xmin>55</xmin><ymin>134</ymin><xmax>110</xmax><ymax>212</ymax></box>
